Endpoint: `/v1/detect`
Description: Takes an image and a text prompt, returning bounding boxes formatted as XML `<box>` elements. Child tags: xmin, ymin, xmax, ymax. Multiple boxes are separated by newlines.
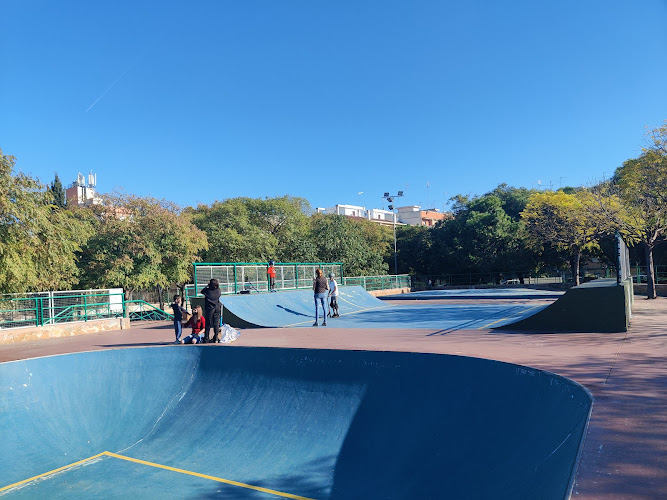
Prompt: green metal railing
<box><xmin>0</xmin><ymin>291</ymin><xmax>125</xmax><ymax>330</ymax></box>
<box><xmin>187</xmin><ymin>262</ymin><xmax>345</xmax><ymax>300</ymax></box>
<box><xmin>341</xmin><ymin>274</ymin><xmax>411</xmax><ymax>291</ymax></box>
<box><xmin>185</xmin><ymin>272</ymin><xmax>411</xmax><ymax>299</ymax></box>
<box><xmin>124</xmin><ymin>300</ymin><xmax>173</xmax><ymax>321</ymax></box>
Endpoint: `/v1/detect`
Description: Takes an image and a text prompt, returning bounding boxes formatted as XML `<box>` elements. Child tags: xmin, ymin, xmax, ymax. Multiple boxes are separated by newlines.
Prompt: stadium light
<box><xmin>382</xmin><ymin>190</ymin><xmax>404</xmax><ymax>275</ymax></box>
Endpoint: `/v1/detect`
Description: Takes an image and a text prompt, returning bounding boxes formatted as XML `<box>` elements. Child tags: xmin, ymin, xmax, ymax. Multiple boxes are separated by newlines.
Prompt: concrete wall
<box><xmin>0</xmin><ymin>317</ymin><xmax>130</xmax><ymax>344</ymax></box>
<box><xmin>368</xmin><ymin>287</ymin><xmax>411</xmax><ymax>297</ymax></box>
<box><xmin>633</xmin><ymin>284</ymin><xmax>667</xmax><ymax>297</ymax></box>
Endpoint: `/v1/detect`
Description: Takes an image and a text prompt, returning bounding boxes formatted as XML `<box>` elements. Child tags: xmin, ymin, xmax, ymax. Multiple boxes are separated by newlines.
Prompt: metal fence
<box><xmin>631</xmin><ymin>265</ymin><xmax>667</xmax><ymax>284</ymax></box>
<box><xmin>0</xmin><ymin>289</ymin><xmax>124</xmax><ymax>330</ymax></box>
<box><xmin>341</xmin><ymin>274</ymin><xmax>411</xmax><ymax>291</ymax></box>
<box><xmin>187</xmin><ymin>262</ymin><xmax>344</xmax><ymax>299</ymax></box>
<box><xmin>412</xmin><ymin>265</ymin><xmax>667</xmax><ymax>289</ymax></box>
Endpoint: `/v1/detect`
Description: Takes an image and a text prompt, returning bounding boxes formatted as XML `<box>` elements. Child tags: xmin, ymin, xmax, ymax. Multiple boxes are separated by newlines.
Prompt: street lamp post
<box><xmin>383</xmin><ymin>191</ymin><xmax>404</xmax><ymax>275</ymax></box>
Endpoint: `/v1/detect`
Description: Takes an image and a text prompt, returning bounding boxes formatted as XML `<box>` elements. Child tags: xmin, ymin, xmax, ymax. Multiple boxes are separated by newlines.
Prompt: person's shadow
<box><xmin>276</xmin><ymin>305</ymin><xmax>311</xmax><ymax>318</ymax></box>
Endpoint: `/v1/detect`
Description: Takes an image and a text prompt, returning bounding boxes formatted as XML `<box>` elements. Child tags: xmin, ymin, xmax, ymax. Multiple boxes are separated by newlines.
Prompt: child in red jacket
<box><xmin>180</xmin><ymin>306</ymin><xmax>205</xmax><ymax>344</ymax></box>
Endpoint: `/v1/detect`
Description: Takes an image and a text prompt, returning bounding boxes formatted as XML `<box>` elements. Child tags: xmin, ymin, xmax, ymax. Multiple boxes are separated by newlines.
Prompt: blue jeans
<box><xmin>173</xmin><ymin>320</ymin><xmax>182</xmax><ymax>341</ymax></box>
<box><xmin>314</xmin><ymin>293</ymin><xmax>327</xmax><ymax>323</ymax></box>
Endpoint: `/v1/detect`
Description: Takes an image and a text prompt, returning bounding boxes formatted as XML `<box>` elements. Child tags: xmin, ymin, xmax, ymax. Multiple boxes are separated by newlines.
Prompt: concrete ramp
<box><xmin>218</xmin><ymin>286</ymin><xmax>387</xmax><ymax>328</ymax></box>
<box><xmin>495</xmin><ymin>279</ymin><xmax>633</xmax><ymax>333</ymax></box>
<box><xmin>1</xmin><ymin>347</ymin><xmax>591</xmax><ymax>499</ymax></box>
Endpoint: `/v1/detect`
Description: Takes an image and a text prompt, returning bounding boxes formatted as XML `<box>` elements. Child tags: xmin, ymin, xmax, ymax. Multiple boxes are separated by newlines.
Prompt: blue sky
<box><xmin>2</xmin><ymin>0</ymin><xmax>666</xmax><ymax>212</ymax></box>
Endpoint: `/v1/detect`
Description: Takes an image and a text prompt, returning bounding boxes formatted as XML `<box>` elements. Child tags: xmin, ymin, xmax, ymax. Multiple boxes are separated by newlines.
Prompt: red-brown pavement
<box><xmin>1</xmin><ymin>296</ymin><xmax>665</xmax><ymax>499</ymax></box>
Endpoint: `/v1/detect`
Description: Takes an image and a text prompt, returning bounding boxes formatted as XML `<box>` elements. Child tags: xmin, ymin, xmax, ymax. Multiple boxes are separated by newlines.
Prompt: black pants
<box><xmin>204</xmin><ymin>308</ymin><xmax>221</xmax><ymax>342</ymax></box>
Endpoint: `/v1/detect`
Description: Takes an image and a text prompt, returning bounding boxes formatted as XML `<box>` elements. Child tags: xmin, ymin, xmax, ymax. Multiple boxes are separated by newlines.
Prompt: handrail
<box><xmin>124</xmin><ymin>300</ymin><xmax>173</xmax><ymax>321</ymax></box>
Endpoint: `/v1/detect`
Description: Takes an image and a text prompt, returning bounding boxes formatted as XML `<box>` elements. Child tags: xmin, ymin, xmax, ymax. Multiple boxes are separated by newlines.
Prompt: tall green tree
<box><xmin>49</xmin><ymin>173</ymin><xmax>67</xmax><ymax>208</ymax></box>
<box><xmin>190</xmin><ymin>196</ymin><xmax>313</xmax><ymax>263</ymax></box>
<box><xmin>78</xmin><ymin>192</ymin><xmax>208</xmax><ymax>302</ymax></box>
<box><xmin>429</xmin><ymin>190</ymin><xmax>536</xmax><ymax>281</ymax></box>
<box><xmin>0</xmin><ymin>149</ymin><xmax>91</xmax><ymax>293</ymax></box>
<box><xmin>310</xmin><ymin>214</ymin><xmax>389</xmax><ymax>276</ymax></box>
<box><xmin>396</xmin><ymin>225</ymin><xmax>432</xmax><ymax>275</ymax></box>
<box><xmin>522</xmin><ymin>190</ymin><xmax>612</xmax><ymax>286</ymax></box>
<box><xmin>592</xmin><ymin>129</ymin><xmax>667</xmax><ymax>298</ymax></box>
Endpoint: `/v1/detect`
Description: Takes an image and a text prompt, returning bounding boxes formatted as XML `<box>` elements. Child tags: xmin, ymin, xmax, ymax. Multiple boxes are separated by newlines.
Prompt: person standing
<box><xmin>328</xmin><ymin>273</ymin><xmax>339</xmax><ymax>318</ymax></box>
<box><xmin>201</xmin><ymin>278</ymin><xmax>222</xmax><ymax>343</ymax></box>
<box><xmin>170</xmin><ymin>295</ymin><xmax>189</xmax><ymax>343</ymax></box>
<box><xmin>267</xmin><ymin>260</ymin><xmax>277</xmax><ymax>292</ymax></box>
<box><xmin>312</xmin><ymin>269</ymin><xmax>329</xmax><ymax>327</ymax></box>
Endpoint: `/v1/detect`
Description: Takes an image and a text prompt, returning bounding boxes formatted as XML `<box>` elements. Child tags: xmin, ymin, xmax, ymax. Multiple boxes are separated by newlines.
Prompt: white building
<box><xmin>316</xmin><ymin>203</ymin><xmax>450</xmax><ymax>227</ymax></box>
<box><xmin>65</xmin><ymin>171</ymin><xmax>102</xmax><ymax>207</ymax></box>
<box><xmin>397</xmin><ymin>205</ymin><xmax>451</xmax><ymax>227</ymax></box>
<box><xmin>315</xmin><ymin>204</ymin><xmax>398</xmax><ymax>226</ymax></box>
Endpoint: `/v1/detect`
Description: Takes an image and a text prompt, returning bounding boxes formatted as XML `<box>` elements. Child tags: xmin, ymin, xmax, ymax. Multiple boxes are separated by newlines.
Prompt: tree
<box><xmin>49</xmin><ymin>173</ymin><xmax>67</xmax><ymax>208</ymax></box>
<box><xmin>396</xmin><ymin>225</ymin><xmax>432</xmax><ymax>275</ymax></box>
<box><xmin>78</xmin><ymin>192</ymin><xmax>208</xmax><ymax>304</ymax></box>
<box><xmin>429</xmin><ymin>190</ymin><xmax>537</xmax><ymax>282</ymax></box>
<box><xmin>521</xmin><ymin>190</ymin><xmax>612</xmax><ymax>286</ymax></box>
<box><xmin>190</xmin><ymin>196</ymin><xmax>313</xmax><ymax>263</ymax></box>
<box><xmin>310</xmin><ymin>214</ymin><xmax>389</xmax><ymax>276</ymax></box>
<box><xmin>0</xmin><ymin>149</ymin><xmax>92</xmax><ymax>293</ymax></box>
<box><xmin>592</xmin><ymin>135</ymin><xmax>667</xmax><ymax>298</ymax></box>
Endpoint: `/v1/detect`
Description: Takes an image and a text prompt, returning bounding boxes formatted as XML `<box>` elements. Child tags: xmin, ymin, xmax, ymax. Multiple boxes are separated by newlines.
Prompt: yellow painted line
<box><xmin>477</xmin><ymin>304</ymin><xmax>544</xmax><ymax>329</ymax></box>
<box><xmin>0</xmin><ymin>452</ymin><xmax>107</xmax><ymax>492</ymax></box>
<box><xmin>103</xmin><ymin>451</ymin><xmax>317</xmax><ymax>500</ymax></box>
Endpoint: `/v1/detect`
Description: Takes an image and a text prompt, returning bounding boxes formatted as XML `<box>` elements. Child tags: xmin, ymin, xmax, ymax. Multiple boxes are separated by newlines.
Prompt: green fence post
<box><xmin>35</xmin><ymin>298</ymin><xmax>40</xmax><ymax>327</ymax></box>
<box><xmin>295</xmin><ymin>265</ymin><xmax>299</xmax><ymax>290</ymax></box>
<box><xmin>84</xmin><ymin>295</ymin><xmax>88</xmax><ymax>322</ymax></box>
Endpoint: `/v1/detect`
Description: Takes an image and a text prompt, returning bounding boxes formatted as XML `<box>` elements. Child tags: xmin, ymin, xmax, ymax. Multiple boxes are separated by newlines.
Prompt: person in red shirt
<box><xmin>180</xmin><ymin>306</ymin><xmax>205</xmax><ymax>344</ymax></box>
<box><xmin>267</xmin><ymin>260</ymin><xmax>277</xmax><ymax>292</ymax></box>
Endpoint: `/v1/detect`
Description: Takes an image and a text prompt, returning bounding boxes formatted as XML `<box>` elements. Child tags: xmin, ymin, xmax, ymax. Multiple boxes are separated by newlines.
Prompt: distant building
<box><xmin>315</xmin><ymin>204</ymin><xmax>399</xmax><ymax>226</ymax></box>
<box><xmin>65</xmin><ymin>171</ymin><xmax>102</xmax><ymax>206</ymax></box>
<box><xmin>396</xmin><ymin>206</ymin><xmax>451</xmax><ymax>227</ymax></box>
<box><xmin>316</xmin><ymin>203</ymin><xmax>451</xmax><ymax>227</ymax></box>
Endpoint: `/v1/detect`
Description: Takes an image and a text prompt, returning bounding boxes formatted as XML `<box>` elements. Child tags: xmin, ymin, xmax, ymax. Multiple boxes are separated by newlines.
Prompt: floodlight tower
<box><xmin>383</xmin><ymin>190</ymin><xmax>404</xmax><ymax>275</ymax></box>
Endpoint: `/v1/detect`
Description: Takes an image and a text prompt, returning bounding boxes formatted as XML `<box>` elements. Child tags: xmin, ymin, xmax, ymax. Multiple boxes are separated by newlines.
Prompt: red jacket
<box><xmin>268</xmin><ymin>266</ymin><xmax>276</xmax><ymax>278</ymax></box>
<box><xmin>184</xmin><ymin>316</ymin><xmax>205</xmax><ymax>334</ymax></box>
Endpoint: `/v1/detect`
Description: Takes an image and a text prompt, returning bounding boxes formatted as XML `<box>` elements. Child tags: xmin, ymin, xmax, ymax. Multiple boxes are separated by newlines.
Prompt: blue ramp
<box><xmin>1</xmin><ymin>347</ymin><xmax>591</xmax><ymax>499</ymax></box>
<box><xmin>220</xmin><ymin>286</ymin><xmax>387</xmax><ymax>328</ymax></box>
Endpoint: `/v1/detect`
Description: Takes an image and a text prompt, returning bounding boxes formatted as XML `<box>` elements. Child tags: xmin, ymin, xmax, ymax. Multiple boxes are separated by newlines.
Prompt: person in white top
<box><xmin>328</xmin><ymin>273</ymin><xmax>340</xmax><ymax>318</ymax></box>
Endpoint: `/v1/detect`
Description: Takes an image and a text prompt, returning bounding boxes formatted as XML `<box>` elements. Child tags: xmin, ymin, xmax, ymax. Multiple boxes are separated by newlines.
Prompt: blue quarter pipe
<box><xmin>218</xmin><ymin>286</ymin><xmax>387</xmax><ymax>328</ymax></box>
<box><xmin>1</xmin><ymin>347</ymin><xmax>591</xmax><ymax>499</ymax></box>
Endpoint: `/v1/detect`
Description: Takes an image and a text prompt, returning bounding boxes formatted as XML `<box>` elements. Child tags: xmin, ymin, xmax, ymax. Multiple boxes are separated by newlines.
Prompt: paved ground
<box><xmin>1</xmin><ymin>294</ymin><xmax>665</xmax><ymax>499</ymax></box>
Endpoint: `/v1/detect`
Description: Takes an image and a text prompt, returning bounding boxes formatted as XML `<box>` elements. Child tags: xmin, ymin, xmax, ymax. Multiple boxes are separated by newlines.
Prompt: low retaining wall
<box><xmin>368</xmin><ymin>287</ymin><xmax>411</xmax><ymax>297</ymax></box>
<box><xmin>0</xmin><ymin>317</ymin><xmax>130</xmax><ymax>344</ymax></box>
<box><xmin>633</xmin><ymin>284</ymin><xmax>667</xmax><ymax>297</ymax></box>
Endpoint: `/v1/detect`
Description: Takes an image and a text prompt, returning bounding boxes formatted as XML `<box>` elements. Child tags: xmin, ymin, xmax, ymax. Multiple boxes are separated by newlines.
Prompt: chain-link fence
<box><xmin>0</xmin><ymin>289</ymin><xmax>124</xmax><ymax>330</ymax></box>
<box><xmin>186</xmin><ymin>262</ymin><xmax>344</xmax><ymax>299</ymax></box>
<box><xmin>341</xmin><ymin>275</ymin><xmax>411</xmax><ymax>291</ymax></box>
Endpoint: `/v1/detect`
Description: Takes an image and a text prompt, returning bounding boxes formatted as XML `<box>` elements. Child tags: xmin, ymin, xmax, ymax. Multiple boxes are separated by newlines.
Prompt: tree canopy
<box><xmin>0</xmin><ymin>149</ymin><xmax>92</xmax><ymax>293</ymax></box>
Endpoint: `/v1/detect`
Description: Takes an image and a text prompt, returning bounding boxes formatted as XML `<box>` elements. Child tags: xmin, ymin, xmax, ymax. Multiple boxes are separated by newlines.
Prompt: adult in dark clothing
<box><xmin>312</xmin><ymin>269</ymin><xmax>329</xmax><ymax>327</ymax></box>
<box><xmin>201</xmin><ymin>278</ymin><xmax>222</xmax><ymax>343</ymax></box>
<box><xmin>169</xmin><ymin>295</ymin><xmax>189</xmax><ymax>343</ymax></box>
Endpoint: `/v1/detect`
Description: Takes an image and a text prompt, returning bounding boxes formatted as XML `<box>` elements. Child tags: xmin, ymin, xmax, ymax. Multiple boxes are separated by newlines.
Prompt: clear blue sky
<box><xmin>2</xmin><ymin>0</ymin><xmax>666</xmax><ymax>212</ymax></box>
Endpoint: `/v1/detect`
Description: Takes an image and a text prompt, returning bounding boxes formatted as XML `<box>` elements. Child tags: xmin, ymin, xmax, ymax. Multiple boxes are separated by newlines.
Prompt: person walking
<box><xmin>328</xmin><ymin>273</ymin><xmax>339</xmax><ymax>318</ymax></box>
<box><xmin>312</xmin><ymin>269</ymin><xmax>329</xmax><ymax>326</ymax></box>
<box><xmin>201</xmin><ymin>278</ymin><xmax>222</xmax><ymax>343</ymax></box>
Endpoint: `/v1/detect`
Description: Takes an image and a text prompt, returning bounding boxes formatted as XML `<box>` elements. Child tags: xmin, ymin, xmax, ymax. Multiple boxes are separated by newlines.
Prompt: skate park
<box><xmin>1</xmin><ymin>274</ymin><xmax>666</xmax><ymax>499</ymax></box>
